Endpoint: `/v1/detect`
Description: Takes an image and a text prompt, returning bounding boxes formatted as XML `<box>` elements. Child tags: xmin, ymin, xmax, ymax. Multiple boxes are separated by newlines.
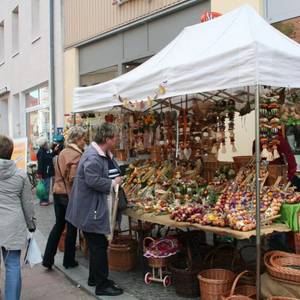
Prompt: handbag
<box><xmin>118</xmin><ymin>186</ymin><xmax>127</xmax><ymax>211</ymax></box>
<box><xmin>56</xmin><ymin>155</ymin><xmax>69</xmax><ymax>206</ymax></box>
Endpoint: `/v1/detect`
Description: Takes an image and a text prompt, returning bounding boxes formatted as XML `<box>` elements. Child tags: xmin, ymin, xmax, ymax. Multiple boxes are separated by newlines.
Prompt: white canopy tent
<box><xmin>73</xmin><ymin>4</ymin><xmax>300</xmax><ymax>113</ymax></box>
<box><xmin>73</xmin><ymin>5</ymin><xmax>300</xmax><ymax>299</ymax></box>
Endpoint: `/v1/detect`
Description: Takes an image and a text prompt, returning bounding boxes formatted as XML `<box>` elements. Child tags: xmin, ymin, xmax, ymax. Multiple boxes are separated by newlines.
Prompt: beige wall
<box><xmin>64</xmin><ymin>48</ymin><xmax>79</xmax><ymax>114</ymax></box>
<box><xmin>211</xmin><ymin>0</ymin><xmax>263</xmax><ymax>14</ymax></box>
<box><xmin>64</xmin><ymin>0</ymin><xmax>187</xmax><ymax>48</ymax></box>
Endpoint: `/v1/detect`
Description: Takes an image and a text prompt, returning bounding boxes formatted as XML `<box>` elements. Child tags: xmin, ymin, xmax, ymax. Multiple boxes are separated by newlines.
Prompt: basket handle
<box><xmin>154</xmin><ymin>238</ymin><xmax>175</xmax><ymax>249</ymax></box>
<box><xmin>143</xmin><ymin>237</ymin><xmax>155</xmax><ymax>252</ymax></box>
<box><xmin>229</xmin><ymin>270</ymin><xmax>255</xmax><ymax>297</ymax></box>
<box><xmin>204</xmin><ymin>244</ymin><xmax>240</xmax><ymax>269</ymax></box>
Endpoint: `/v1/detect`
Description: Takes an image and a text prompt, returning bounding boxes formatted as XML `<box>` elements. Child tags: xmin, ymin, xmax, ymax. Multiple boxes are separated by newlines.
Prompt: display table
<box><xmin>124</xmin><ymin>208</ymin><xmax>291</xmax><ymax>240</ymax></box>
<box><xmin>278</xmin><ymin>203</ymin><xmax>300</xmax><ymax>232</ymax></box>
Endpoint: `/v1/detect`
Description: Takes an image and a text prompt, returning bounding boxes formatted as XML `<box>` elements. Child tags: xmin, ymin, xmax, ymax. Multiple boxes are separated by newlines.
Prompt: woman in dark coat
<box><xmin>37</xmin><ymin>137</ymin><xmax>55</xmax><ymax>206</ymax></box>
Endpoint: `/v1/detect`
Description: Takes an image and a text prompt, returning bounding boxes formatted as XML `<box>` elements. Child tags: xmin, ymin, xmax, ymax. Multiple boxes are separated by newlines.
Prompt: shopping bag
<box><xmin>24</xmin><ymin>233</ymin><xmax>42</xmax><ymax>268</ymax></box>
<box><xmin>36</xmin><ymin>180</ymin><xmax>47</xmax><ymax>200</ymax></box>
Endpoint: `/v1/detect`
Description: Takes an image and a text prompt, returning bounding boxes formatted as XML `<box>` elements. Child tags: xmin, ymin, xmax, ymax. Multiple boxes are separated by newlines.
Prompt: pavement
<box><xmin>31</xmin><ymin>200</ymin><xmax>198</xmax><ymax>300</ymax></box>
<box><xmin>1</xmin><ymin>195</ymin><xmax>202</xmax><ymax>300</ymax></box>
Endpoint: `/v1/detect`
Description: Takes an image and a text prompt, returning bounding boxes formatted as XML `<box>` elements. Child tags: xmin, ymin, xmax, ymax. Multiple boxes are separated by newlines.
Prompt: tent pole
<box><xmin>255</xmin><ymin>84</ymin><xmax>261</xmax><ymax>300</ymax></box>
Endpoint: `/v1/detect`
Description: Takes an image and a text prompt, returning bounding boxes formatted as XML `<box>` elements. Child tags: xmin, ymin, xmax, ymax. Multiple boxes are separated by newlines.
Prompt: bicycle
<box><xmin>27</xmin><ymin>163</ymin><xmax>38</xmax><ymax>190</ymax></box>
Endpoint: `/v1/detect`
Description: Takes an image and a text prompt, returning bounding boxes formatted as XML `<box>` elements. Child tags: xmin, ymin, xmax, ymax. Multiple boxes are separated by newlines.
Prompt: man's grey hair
<box><xmin>37</xmin><ymin>137</ymin><xmax>48</xmax><ymax>147</ymax></box>
<box><xmin>94</xmin><ymin>123</ymin><xmax>117</xmax><ymax>144</ymax></box>
<box><xmin>67</xmin><ymin>126</ymin><xmax>86</xmax><ymax>144</ymax></box>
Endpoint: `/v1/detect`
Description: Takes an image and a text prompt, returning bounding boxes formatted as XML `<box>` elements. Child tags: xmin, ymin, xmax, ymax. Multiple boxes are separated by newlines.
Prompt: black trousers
<box><xmin>43</xmin><ymin>194</ymin><xmax>77</xmax><ymax>266</ymax></box>
<box><xmin>83</xmin><ymin>231</ymin><xmax>109</xmax><ymax>289</ymax></box>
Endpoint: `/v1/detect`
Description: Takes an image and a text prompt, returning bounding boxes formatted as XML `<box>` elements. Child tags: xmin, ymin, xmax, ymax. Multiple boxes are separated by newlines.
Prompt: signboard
<box><xmin>11</xmin><ymin>138</ymin><xmax>28</xmax><ymax>171</ymax></box>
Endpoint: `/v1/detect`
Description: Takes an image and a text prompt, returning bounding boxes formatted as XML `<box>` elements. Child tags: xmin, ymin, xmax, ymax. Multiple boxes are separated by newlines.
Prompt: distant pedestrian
<box><xmin>66</xmin><ymin>123</ymin><xmax>123</xmax><ymax>297</ymax></box>
<box><xmin>36</xmin><ymin>137</ymin><xmax>55</xmax><ymax>206</ymax></box>
<box><xmin>0</xmin><ymin>135</ymin><xmax>36</xmax><ymax>300</ymax></box>
<box><xmin>43</xmin><ymin>127</ymin><xmax>86</xmax><ymax>269</ymax></box>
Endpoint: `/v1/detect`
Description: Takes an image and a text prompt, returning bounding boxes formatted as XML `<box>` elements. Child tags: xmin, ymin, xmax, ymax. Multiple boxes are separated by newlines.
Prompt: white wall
<box><xmin>0</xmin><ymin>0</ymin><xmax>64</xmax><ymax>137</ymax></box>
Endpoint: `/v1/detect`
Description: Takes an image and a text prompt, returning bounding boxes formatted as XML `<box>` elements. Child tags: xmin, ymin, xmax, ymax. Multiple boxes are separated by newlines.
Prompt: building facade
<box><xmin>63</xmin><ymin>0</ymin><xmax>211</xmax><ymax>113</ymax></box>
<box><xmin>0</xmin><ymin>0</ymin><xmax>64</xmax><ymax>149</ymax></box>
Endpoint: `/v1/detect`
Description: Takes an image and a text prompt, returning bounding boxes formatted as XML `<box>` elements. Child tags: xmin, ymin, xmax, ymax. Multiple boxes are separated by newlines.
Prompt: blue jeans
<box><xmin>41</xmin><ymin>177</ymin><xmax>51</xmax><ymax>203</ymax></box>
<box><xmin>1</xmin><ymin>248</ymin><xmax>21</xmax><ymax>300</ymax></box>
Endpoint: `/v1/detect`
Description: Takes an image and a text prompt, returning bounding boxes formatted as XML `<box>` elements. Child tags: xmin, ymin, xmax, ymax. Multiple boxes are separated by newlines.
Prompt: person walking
<box><xmin>36</xmin><ymin>137</ymin><xmax>55</xmax><ymax>206</ymax></box>
<box><xmin>66</xmin><ymin>123</ymin><xmax>123</xmax><ymax>297</ymax></box>
<box><xmin>0</xmin><ymin>135</ymin><xmax>36</xmax><ymax>300</ymax></box>
<box><xmin>42</xmin><ymin>127</ymin><xmax>86</xmax><ymax>269</ymax></box>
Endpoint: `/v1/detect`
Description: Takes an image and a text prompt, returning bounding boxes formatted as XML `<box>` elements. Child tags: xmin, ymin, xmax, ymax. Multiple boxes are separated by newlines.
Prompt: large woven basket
<box><xmin>170</xmin><ymin>259</ymin><xmax>200</xmax><ymax>298</ymax></box>
<box><xmin>198</xmin><ymin>269</ymin><xmax>235</xmax><ymax>300</ymax></box>
<box><xmin>108</xmin><ymin>235</ymin><xmax>137</xmax><ymax>272</ymax></box>
<box><xmin>226</xmin><ymin>297</ymin><xmax>253</xmax><ymax>300</ymax></box>
<box><xmin>264</xmin><ymin>251</ymin><xmax>300</xmax><ymax>283</ymax></box>
<box><xmin>222</xmin><ymin>271</ymin><xmax>256</xmax><ymax>300</ymax></box>
<box><xmin>268</xmin><ymin>297</ymin><xmax>300</xmax><ymax>300</ymax></box>
<box><xmin>233</xmin><ymin>156</ymin><xmax>253</xmax><ymax>172</ymax></box>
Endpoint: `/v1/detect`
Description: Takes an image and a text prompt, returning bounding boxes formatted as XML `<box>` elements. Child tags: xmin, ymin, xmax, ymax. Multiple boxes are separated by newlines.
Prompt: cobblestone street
<box><xmin>34</xmin><ymin>201</ymin><xmax>196</xmax><ymax>300</ymax></box>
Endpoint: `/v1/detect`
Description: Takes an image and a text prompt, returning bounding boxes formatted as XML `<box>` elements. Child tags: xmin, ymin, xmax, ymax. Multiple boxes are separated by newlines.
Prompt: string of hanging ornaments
<box><xmin>260</xmin><ymin>93</ymin><xmax>281</xmax><ymax>161</ymax></box>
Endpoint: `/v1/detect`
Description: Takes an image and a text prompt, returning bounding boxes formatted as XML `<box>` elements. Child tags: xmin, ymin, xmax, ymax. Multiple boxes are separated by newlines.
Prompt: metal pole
<box><xmin>49</xmin><ymin>0</ymin><xmax>56</xmax><ymax>137</ymax></box>
<box><xmin>255</xmin><ymin>85</ymin><xmax>261</xmax><ymax>300</ymax></box>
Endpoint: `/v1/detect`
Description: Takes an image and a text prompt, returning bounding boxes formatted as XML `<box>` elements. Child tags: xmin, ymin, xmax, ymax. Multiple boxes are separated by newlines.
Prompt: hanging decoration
<box><xmin>260</xmin><ymin>94</ymin><xmax>281</xmax><ymax>162</ymax></box>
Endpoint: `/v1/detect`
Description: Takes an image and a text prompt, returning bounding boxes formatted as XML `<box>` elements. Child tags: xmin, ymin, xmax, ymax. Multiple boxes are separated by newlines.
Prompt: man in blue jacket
<box><xmin>66</xmin><ymin>123</ymin><xmax>123</xmax><ymax>296</ymax></box>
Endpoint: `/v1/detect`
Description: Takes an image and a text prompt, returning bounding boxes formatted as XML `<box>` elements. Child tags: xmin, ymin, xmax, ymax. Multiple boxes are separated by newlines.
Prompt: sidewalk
<box><xmin>0</xmin><ymin>229</ymin><xmax>95</xmax><ymax>300</ymax></box>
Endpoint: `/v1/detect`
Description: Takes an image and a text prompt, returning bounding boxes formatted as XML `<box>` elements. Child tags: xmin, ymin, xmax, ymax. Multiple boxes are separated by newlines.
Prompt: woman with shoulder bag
<box><xmin>0</xmin><ymin>135</ymin><xmax>36</xmax><ymax>300</ymax></box>
<box><xmin>42</xmin><ymin>127</ymin><xmax>86</xmax><ymax>269</ymax></box>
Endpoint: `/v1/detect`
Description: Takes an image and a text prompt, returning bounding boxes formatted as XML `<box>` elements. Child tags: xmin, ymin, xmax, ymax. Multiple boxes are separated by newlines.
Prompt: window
<box><xmin>0</xmin><ymin>21</ymin><xmax>4</xmax><ymax>64</ymax></box>
<box><xmin>12</xmin><ymin>6</ymin><xmax>19</xmax><ymax>55</ymax></box>
<box><xmin>25</xmin><ymin>86</ymin><xmax>49</xmax><ymax>108</ymax></box>
<box><xmin>31</xmin><ymin>0</ymin><xmax>40</xmax><ymax>40</ymax></box>
<box><xmin>25</xmin><ymin>86</ymin><xmax>50</xmax><ymax>149</ymax></box>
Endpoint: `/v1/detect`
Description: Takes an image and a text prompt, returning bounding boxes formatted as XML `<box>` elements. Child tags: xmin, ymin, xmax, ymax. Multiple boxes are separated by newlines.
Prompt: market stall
<box><xmin>72</xmin><ymin>5</ymin><xmax>300</xmax><ymax>299</ymax></box>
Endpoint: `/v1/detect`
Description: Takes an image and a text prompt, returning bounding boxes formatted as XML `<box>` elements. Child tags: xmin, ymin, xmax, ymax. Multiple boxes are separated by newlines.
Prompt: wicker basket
<box><xmin>226</xmin><ymin>297</ymin><xmax>253</xmax><ymax>300</ymax></box>
<box><xmin>264</xmin><ymin>251</ymin><xmax>300</xmax><ymax>283</ymax></box>
<box><xmin>222</xmin><ymin>271</ymin><xmax>256</xmax><ymax>300</ymax></box>
<box><xmin>108</xmin><ymin>235</ymin><xmax>137</xmax><ymax>272</ymax></box>
<box><xmin>170</xmin><ymin>259</ymin><xmax>200</xmax><ymax>298</ymax></box>
<box><xmin>268</xmin><ymin>297</ymin><xmax>300</xmax><ymax>300</ymax></box>
<box><xmin>143</xmin><ymin>237</ymin><xmax>174</xmax><ymax>268</ymax></box>
<box><xmin>203</xmin><ymin>244</ymin><xmax>246</xmax><ymax>273</ymax></box>
<box><xmin>198</xmin><ymin>269</ymin><xmax>235</xmax><ymax>300</ymax></box>
<box><xmin>267</xmin><ymin>164</ymin><xmax>288</xmax><ymax>185</ymax></box>
<box><xmin>233</xmin><ymin>156</ymin><xmax>253</xmax><ymax>172</ymax></box>
<box><xmin>294</xmin><ymin>232</ymin><xmax>300</xmax><ymax>254</ymax></box>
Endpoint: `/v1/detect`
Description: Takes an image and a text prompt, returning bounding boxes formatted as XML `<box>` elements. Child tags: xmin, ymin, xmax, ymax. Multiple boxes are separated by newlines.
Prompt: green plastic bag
<box><xmin>36</xmin><ymin>180</ymin><xmax>48</xmax><ymax>200</ymax></box>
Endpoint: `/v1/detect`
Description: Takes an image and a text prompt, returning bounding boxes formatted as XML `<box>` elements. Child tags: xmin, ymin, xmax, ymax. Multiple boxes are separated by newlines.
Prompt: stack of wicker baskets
<box><xmin>267</xmin><ymin>297</ymin><xmax>300</xmax><ymax>300</ymax></box>
<box><xmin>198</xmin><ymin>269</ymin><xmax>236</xmax><ymax>300</ymax></box>
<box><xmin>264</xmin><ymin>251</ymin><xmax>300</xmax><ymax>284</ymax></box>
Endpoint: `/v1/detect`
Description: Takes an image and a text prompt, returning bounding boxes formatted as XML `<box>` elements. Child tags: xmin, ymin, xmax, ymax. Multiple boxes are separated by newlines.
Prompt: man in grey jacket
<box><xmin>0</xmin><ymin>135</ymin><xmax>36</xmax><ymax>300</ymax></box>
<box><xmin>66</xmin><ymin>123</ymin><xmax>123</xmax><ymax>296</ymax></box>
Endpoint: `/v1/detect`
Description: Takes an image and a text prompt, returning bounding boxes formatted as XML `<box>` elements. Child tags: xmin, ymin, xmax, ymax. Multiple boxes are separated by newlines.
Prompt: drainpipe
<box><xmin>49</xmin><ymin>0</ymin><xmax>56</xmax><ymax>137</ymax></box>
